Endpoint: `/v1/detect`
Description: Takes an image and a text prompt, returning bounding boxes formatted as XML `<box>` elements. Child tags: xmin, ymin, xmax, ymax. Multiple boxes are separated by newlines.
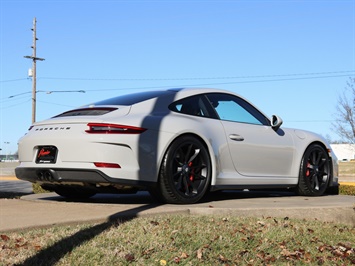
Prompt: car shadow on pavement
<box><xmin>15</xmin><ymin>203</ymin><xmax>162</xmax><ymax>266</ymax></box>
<box><xmin>203</xmin><ymin>189</ymin><xmax>296</xmax><ymax>202</ymax></box>
<box><xmin>0</xmin><ymin>191</ymin><xmax>33</xmax><ymax>199</ymax></box>
<box><xmin>26</xmin><ymin>189</ymin><xmax>297</xmax><ymax>205</ymax></box>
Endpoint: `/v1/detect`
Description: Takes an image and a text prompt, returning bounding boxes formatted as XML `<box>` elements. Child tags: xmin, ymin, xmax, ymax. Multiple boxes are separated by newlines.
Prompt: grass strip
<box><xmin>1</xmin><ymin>215</ymin><xmax>354</xmax><ymax>265</ymax></box>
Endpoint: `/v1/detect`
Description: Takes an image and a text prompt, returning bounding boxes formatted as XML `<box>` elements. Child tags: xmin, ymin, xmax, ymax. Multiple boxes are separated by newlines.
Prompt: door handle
<box><xmin>229</xmin><ymin>134</ymin><xmax>244</xmax><ymax>141</ymax></box>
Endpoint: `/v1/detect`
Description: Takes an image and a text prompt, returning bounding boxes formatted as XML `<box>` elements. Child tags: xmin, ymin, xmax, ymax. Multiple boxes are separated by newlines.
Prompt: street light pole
<box><xmin>24</xmin><ymin>17</ymin><xmax>45</xmax><ymax>124</ymax></box>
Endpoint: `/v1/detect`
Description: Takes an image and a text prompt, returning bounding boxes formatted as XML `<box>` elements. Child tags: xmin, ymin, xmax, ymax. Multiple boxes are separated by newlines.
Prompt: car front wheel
<box><xmin>297</xmin><ymin>144</ymin><xmax>331</xmax><ymax>196</ymax></box>
<box><xmin>156</xmin><ymin>135</ymin><xmax>212</xmax><ymax>204</ymax></box>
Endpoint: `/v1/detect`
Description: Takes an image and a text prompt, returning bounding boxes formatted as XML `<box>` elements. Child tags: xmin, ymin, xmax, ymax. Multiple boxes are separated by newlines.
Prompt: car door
<box><xmin>205</xmin><ymin>93</ymin><xmax>295</xmax><ymax>177</ymax></box>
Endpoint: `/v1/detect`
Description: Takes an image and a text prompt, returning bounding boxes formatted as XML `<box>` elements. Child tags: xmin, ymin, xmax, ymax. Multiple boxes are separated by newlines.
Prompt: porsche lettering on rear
<box><xmin>35</xmin><ymin>127</ymin><xmax>71</xmax><ymax>131</ymax></box>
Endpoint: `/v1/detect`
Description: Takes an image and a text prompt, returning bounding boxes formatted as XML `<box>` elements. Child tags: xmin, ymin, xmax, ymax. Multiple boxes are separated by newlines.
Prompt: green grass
<box><xmin>1</xmin><ymin>215</ymin><xmax>354</xmax><ymax>265</ymax></box>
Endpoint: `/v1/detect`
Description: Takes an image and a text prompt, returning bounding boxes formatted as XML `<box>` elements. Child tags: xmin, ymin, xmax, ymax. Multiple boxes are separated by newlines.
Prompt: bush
<box><xmin>32</xmin><ymin>183</ymin><xmax>50</xmax><ymax>194</ymax></box>
<box><xmin>339</xmin><ymin>184</ymin><xmax>355</xmax><ymax>196</ymax></box>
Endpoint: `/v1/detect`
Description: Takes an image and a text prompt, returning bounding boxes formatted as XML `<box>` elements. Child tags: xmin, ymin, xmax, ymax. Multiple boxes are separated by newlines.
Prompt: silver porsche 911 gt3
<box><xmin>15</xmin><ymin>88</ymin><xmax>339</xmax><ymax>204</ymax></box>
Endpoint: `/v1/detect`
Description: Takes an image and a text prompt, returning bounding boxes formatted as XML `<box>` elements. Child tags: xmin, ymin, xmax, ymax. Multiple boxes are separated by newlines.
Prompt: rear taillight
<box><xmin>86</xmin><ymin>123</ymin><xmax>146</xmax><ymax>134</ymax></box>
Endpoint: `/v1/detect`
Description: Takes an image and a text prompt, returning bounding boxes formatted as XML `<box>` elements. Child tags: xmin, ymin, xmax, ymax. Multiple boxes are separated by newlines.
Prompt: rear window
<box><xmin>89</xmin><ymin>90</ymin><xmax>174</xmax><ymax>106</ymax></box>
<box><xmin>54</xmin><ymin>107</ymin><xmax>117</xmax><ymax>118</ymax></box>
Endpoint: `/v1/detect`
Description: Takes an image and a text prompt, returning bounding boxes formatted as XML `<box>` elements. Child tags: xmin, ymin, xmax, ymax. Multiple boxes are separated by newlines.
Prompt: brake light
<box><xmin>94</xmin><ymin>162</ymin><xmax>121</xmax><ymax>168</ymax></box>
<box><xmin>86</xmin><ymin>123</ymin><xmax>146</xmax><ymax>134</ymax></box>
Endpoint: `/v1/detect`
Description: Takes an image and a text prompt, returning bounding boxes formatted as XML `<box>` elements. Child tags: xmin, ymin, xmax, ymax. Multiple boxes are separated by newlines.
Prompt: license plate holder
<box><xmin>36</xmin><ymin>146</ymin><xmax>57</xmax><ymax>164</ymax></box>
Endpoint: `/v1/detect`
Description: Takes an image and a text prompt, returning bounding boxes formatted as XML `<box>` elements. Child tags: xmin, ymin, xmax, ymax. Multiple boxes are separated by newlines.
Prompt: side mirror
<box><xmin>271</xmin><ymin>115</ymin><xmax>283</xmax><ymax>131</ymax></box>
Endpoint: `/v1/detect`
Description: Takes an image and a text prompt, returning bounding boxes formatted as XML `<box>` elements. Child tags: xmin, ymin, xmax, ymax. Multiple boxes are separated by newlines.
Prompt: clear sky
<box><xmin>0</xmin><ymin>0</ymin><xmax>354</xmax><ymax>154</ymax></box>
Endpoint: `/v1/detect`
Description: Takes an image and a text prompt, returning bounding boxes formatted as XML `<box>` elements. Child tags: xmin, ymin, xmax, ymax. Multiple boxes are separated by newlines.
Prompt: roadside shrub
<box><xmin>339</xmin><ymin>184</ymin><xmax>355</xmax><ymax>196</ymax></box>
<box><xmin>32</xmin><ymin>183</ymin><xmax>50</xmax><ymax>194</ymax></box>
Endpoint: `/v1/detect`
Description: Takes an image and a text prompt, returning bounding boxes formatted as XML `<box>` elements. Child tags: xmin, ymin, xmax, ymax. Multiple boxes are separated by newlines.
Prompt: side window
<box><xmin>169</xmin><ymin>95</ymin><xmax>211</xmax><ymax>117</ymax></box>
<box><xmin>206</xmin><ymin>93</ymin><xmax>269</xmax><ymax>125</ymax></box>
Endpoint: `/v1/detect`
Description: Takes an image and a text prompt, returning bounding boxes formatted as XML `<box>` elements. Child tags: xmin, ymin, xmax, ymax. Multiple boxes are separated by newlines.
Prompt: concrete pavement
<box><xmin>0</xmin><ymin>190</ymin><xmax>354</xmax><ymax>232</ymax></box>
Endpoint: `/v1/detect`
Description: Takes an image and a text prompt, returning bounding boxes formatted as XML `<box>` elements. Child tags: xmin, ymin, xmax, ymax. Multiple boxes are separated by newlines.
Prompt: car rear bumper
<box><xmin>15</xmin><ymin>167</ymin><xmax>154</xmax><ymax>188</ymax></box>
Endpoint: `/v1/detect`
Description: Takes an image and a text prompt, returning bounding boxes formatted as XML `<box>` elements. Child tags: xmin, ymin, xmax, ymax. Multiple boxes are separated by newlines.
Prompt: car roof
<box><xmin>87</xmin><ymin>88</ymin><xmax>235</xmax><ymax>107</ymax></box>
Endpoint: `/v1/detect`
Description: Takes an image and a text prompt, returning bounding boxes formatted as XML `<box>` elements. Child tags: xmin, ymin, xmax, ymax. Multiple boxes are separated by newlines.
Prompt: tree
<box><xmin>332</xmin><ymin>77</ymin><xmax>355</xmax><ymax>144</ymax></box>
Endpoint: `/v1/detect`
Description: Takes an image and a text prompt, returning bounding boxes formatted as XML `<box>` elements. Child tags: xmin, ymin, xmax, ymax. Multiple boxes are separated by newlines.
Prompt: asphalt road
<box><xmin>0</xmin><ymin>179</ymin><xmax>33</xmax><ymax>194</ymax></box>
<box><xmin>0</xmin><ymin>162</ymin><xmax>33</xmax><ymax>194</ymax></box>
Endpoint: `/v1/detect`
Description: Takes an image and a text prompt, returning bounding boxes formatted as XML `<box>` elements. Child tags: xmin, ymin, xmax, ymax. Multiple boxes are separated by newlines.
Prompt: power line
<box><xmin>36</xmin><ymin>100</ymin><xmax>76</xmax><ymax>108</ymax></box>
<box><xmin>287</xmin><ymin>120</ymin><xmax>335</xmax><ymax>123</ymax></box>
<box><xmin>7</xmin><ymin>91</ymin><xmax>32</xmax><ymax>98</ymax></box>
<box><xmin>82</xmin><ymin>73</ymin><xmax>355</xmax><ymax>92</ymax></box>
<box><xmin>2</xmin><ymin>72</ymin><xmax>354</xmax><ymax>100</ymax></box>
<box><xmin>0</xmin><ymin>95</ymin><xmax>31</xmax><ymax>103</ymax></box>
<box><xmin>3</xmin><ymin>90</ymin><xmax>85</xmax><ymax>101</ymax></box>
<box><xmin>26</xmin><ymin>70</ymin><xmax>355</xmax><ymax>81</ymax></box>
<box><xmin>0</xmin><ymin>78</ymin><xmax>29</xmax><ymax>83</ymax></box>
<box><xmin>0</xmin><ymin>99</ymin><xmax>31</xmax><ymax>110</ymax></box>
<box><xmin>1</xmin><ymin>70</ymin><xmax>355</xmax><ymax>83</ymax></box>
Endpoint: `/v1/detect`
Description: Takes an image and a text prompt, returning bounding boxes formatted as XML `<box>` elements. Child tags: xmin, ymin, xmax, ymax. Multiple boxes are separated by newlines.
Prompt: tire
<box><xmin>297</xmin><ymin>144</ymin><xmax>331</xmax><ymax>196</ymax></box>
<box><xmin>54</xmin><ymin>186</ymin><xmax>97</xmax><ymax>199</ymax></box>
<box><xmin>156</xmin><ymin>135</ymin><xmax>212</xmax><ymax>204</ymax></box>
<box><xmin>326</xmin><ymin>185</ymin><xmax>339</xmax><ymax>195</ymax></box>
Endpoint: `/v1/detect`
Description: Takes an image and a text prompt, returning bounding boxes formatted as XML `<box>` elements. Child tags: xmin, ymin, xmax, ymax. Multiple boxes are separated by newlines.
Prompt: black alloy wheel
<box><xmin>157</xmin><ymin>135</ymin><xmax>212</xmax><ymax>204</ymax></box>
<box><xmin>297</xmin><ymin>144</ymin><xmax>331</xmax><ymax>196</ymax></box>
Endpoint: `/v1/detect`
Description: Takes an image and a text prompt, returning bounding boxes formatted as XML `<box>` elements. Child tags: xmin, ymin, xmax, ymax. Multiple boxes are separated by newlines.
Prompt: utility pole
<box><xmin>24</xmin><ymin>17</ymin><xmax>45</xmax><ymax>124</ymax></box>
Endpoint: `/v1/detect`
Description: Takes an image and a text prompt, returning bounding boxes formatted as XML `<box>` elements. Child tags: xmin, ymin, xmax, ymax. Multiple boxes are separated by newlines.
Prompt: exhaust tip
<box><xmin>37</xmin><ymin>169</ymin><xmax>60</xmax><ymax>182</ymax></box>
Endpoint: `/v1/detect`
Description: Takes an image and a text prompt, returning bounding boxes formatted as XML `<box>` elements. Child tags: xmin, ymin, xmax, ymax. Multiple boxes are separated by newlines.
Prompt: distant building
<box><xmin>0</xmin><ymin>154</ymin><xmax>19</xmax><ymax>161</ymax></box>
<box><xmin>330</xmin><ymin>144</ymin><xmax>355</xmax><ymax>161</ymax></box>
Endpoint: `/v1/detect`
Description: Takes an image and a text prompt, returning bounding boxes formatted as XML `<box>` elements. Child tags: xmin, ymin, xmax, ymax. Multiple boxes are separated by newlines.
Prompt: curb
<box><xmin>0</xmin><ymin>192</ymin><xmax>353</xmax><ymax>232</ymax></box>
<box><xmin>339</xmin><ymin>182</ymin><xmax>355</xmax><ymax>186</ymax></box>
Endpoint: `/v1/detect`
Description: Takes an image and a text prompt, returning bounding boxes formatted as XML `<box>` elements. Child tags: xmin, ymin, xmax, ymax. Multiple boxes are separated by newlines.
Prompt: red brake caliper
<box><xmin>306</xmin><ymin>162</ymin><xmax>311</xmax><ymax>177</ymax></box>
<box><xmin>189</xmin><ymin>162</ymin><xmax>194</xmax><ymax>181</ymax></box>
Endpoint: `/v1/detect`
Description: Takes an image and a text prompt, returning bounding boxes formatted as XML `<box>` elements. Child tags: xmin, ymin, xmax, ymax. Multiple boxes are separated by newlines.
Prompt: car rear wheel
<box><xmin>156</xmin><ymin>135</ymin><xmax>212</xmax><ymax>204</ymax></box>
<box><xmin>297</xmin><ymin>144</ymin><xmax>331</xmax><ymax>196</ymax></box>
<box><xmin>53</xmin><ymin>185</ymin><xmax>97</xmax><ymax>199</ymax></box>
